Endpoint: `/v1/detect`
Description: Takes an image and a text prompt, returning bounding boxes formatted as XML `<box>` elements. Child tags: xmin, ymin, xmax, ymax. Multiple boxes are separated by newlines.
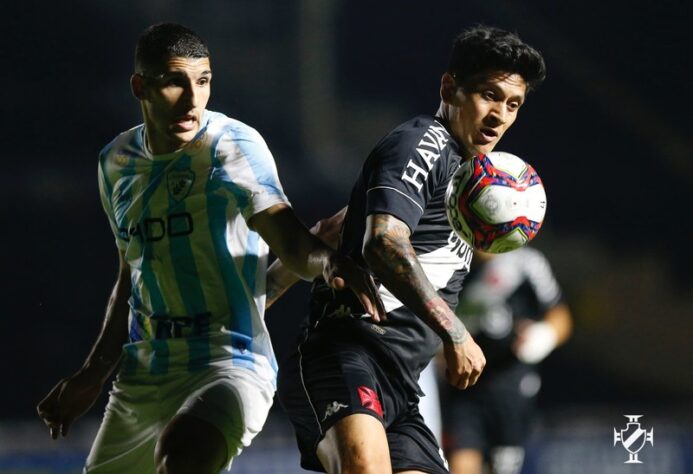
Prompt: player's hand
<box><xmin>512</xmin><ymin>319</ymin><xmax>558</xmax><ymax>364</ymax></box>
<box><xmin>309</xmin><ymin>207</ymin><xmax>347</xmax><ymax>250</ymax></box>
<box><xmin>443</xmin><ymin>336</ymin><xmax>486</xmax><ymax>390</ymax></box>
<box><xmin>36</xmin><ymin>369</ymin><xmax>104</xmax><ymax>439</ymax></box>
<box><xmin>323</xmin><ymin>253</ymin><xmax>387</xmax><ymax>322</ymax></box>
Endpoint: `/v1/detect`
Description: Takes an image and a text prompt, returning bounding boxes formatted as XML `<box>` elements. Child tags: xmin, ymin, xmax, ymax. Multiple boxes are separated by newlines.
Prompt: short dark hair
<box><xmin>448</xmin><ymin>25</ymin><xmax>546</xmax><ymax>91</ymax></box>
<box><xmin>135</xmin><ymin>23</ymin><xmax>210</xmax><ymax>74</ymax></box>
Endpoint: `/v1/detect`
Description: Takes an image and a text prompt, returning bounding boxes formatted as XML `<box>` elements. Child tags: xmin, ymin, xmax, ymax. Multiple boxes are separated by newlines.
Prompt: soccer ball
<box><xmin>445</xmin><ymin>152</ymin><xmax>547</xmax><ymax>253</ymax></box>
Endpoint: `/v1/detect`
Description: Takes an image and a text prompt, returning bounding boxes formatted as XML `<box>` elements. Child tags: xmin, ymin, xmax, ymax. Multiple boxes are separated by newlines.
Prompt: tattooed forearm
<box><xmin>366</xmin><ymin>216</ymin><xmax>435</xmax><ymax>294</ymax></box>
<box><xmin>424</xmin><ymin>297</ymin><xmax>468</xmax><ymax>344</ymax></box>
<box><xmin>364</xmin><ymin>214</ymin><xmax>467</xmax><ymax>342</ymax></box>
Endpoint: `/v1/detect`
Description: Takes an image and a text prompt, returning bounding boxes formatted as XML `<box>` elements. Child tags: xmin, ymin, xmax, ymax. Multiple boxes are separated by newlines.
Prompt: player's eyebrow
<box><xmin>153</xmin><ymin>70</ymin><xmax>186</xmax><ymax>79</ymax></box>
<box><xmin>481</xmin><ymin>81</ymin><xmax>526</xmax><ymax>103</ymax></box>
<box><xmin>153</xmin><ymin>69</ymin><xmax>212</xmax><ymax>81</ymax></box>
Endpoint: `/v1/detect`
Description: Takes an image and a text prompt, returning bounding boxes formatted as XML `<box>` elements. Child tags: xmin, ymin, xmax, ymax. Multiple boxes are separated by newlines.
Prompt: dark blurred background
<box><xmin>2</xmin><ymin>0</ymin><xmax>692</xmax><ymax>472</ymax></box>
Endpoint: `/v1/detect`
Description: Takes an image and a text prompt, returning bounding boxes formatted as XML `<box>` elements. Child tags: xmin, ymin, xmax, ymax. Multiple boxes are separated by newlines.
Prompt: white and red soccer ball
<box><xmin>445</xmin><ymin>151</ymin><xmax>547</xmax><ymax>253</ymax></box>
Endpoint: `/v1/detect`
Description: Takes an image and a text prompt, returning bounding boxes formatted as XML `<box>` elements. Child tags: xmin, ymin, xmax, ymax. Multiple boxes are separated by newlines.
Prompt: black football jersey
<box><xmin>455</xmin><ymin>246</ymin><xmax>563</xmax><ymax>370</ymax></box>
<box><xmin>309</xmin><ymin>115</ymin><xmax>473</xmax><ymax>393</ymax></box>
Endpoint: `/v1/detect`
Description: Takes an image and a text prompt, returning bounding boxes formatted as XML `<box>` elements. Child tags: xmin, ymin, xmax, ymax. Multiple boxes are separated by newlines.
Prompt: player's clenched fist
<box><xmin>322</xmin><ymin>253</ymin><xmax>386</xmax><ymax>323</ymax></box>
<box><xmin>37</xmin><ymin>369</ymin><xmax>104</xmax><ymax>439</ymax></box>
<box><xmin>443</xmin><ymin>336</ymin><xmax>486</xmax><ymax>390</ymax></box>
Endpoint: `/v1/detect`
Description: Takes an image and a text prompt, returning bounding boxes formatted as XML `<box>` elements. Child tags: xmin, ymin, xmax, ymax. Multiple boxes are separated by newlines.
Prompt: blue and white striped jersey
<box><xmin>98</xmin><ymin>110</ymin><xmax>289</xmax><ymax>382</ymax></box>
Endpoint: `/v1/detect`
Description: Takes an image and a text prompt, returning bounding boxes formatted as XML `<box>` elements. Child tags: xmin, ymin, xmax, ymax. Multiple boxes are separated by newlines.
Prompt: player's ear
<box><xmin>131</xmin><ymin>74</ymin><xmax>145</xmax><ymax>100</ymax></box>
<box><xmin>440</xmin><ymin>72</ymin><xmax>458</xmax><ymax>104</ymax></box>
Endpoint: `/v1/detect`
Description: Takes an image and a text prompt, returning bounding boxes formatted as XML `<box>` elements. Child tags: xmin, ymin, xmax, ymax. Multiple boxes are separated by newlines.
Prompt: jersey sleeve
<box><xmin>214</xmin><ymin>126</ymin><xmax>291</xmax><ymax>222</ymax></box>
<box><xmin>98</xmin><ymin>155</ymin><xmax>127</xmax><ymax>251</ymax></box>
<box><xmin>522</xmin><ymin>249</ymin><xmax>563</xmax><ymax>311</ymax></box>
<box><xmin>364</xmin><ymin>129</ymin><xmax>443</xmax><ymax>232</ymax></box>
<box><xmin>98</xmin><ymin>154</ymin><xmax>127</xmax><ymax>251</ymax></box>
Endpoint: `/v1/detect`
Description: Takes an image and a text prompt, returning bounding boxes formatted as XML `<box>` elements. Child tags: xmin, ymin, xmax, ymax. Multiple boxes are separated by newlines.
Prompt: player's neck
<box><xmin>143</xmin><ymin>128</ymin><xmax>182</xmax><ymax>156</ymax></box>
<box><xmin>435</xmin><ymin>101</ymin><xmax>475</xmax><ymax>160</ymax></box>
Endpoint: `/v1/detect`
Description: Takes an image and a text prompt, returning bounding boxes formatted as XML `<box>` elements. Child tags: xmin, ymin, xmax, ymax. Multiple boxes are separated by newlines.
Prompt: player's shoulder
<box><xmin>516</xmin><ymin>246</ymin><xmax>549</xmax><ymax>262</ymax></box>
<box><xmin>497</xmin><ymin>246</ymin><xmax>540</xmax><ymax>263</ymax></box>
<box><xmin>374</xmin><ymin>115</ymin><xmax>456</xmax><ymax>158</ymax></box>
<box><xmin>507</xmin><ymin>246</ymin><xmax>552</xmax><ymax>275</ymax></box>
<box><xmin>381</xmin><ymin>115</ymin><xmax>447</xmax><ymax>142</ymax></box>
<box><xmin>98</xmin><ymin>124</ymin><xmax>145</xmax><ymax>165</ymax></box>
<box><xmin>204</xmin><ymin>110</ymin><xmax>266</xmax><ymax>145</ymax></box>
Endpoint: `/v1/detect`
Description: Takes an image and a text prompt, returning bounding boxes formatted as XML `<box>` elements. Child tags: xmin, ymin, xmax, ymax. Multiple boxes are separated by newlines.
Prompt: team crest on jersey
<box><xmin>167</xmin><ymin>169</ymin><xmax>195</xmax><ymax>202</ymax></box>
<box><xmin>115</xmin><ymin>154</ymin><xmax>129</xmax><ymax>166</ymax></box>
<box><xmin>190</xmin><ymin>138</ymin><xmax>204</xmax><ymax>150</ymax></box>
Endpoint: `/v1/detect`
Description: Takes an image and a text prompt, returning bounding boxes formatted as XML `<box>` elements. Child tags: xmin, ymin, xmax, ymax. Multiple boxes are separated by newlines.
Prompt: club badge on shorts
<box><xmin>357</xmin><ymin>386</ymin><xmax>383</xmax><ymax>418</ymax></box>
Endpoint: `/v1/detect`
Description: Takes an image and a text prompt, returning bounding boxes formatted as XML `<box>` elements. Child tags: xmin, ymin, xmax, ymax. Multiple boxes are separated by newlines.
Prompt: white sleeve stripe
<box><xmin>523</xmin><ymin>253</ymin><xmax>561</xmax><ymax>303</ymax></box>
<box><xmin>367</xmin><ymin>186</ymin><xmax>424</xmax><ymax>213</ymax></box>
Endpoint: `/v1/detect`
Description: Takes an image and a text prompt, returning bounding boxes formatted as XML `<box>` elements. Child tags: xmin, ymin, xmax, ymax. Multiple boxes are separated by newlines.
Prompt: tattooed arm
<box><xmin>362</xmin><ymin>213</ymin><xmax>485</xmax><ymax>389</ymax></box>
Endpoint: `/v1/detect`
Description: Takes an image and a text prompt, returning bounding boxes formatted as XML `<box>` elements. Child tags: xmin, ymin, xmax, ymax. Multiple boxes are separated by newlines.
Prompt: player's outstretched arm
<box><xmin>250</xmin><ymin>204</ymin><xmax>385</xmax><ymax>321</ymax></box>
<box><xmin>36</xmin><ymin>250</ymin><xmax>131</xmax><ymax>439</ymax></box>
<box><xmin>362</xmin><ymin>213</ymin><xmax>485</xmax><ymax>389</ymax></box>
<box><xmin>265</xmin><ymin>207</ymin><xmax>347</xmax><ymax>308</ymax></box>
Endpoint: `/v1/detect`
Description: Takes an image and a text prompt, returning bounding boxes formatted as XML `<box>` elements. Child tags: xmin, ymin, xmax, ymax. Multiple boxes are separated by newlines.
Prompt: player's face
<box><xmin>137</xmin><ymin>57</ymin><xmax>212</xmax><ymax>154</ymax></box>
<box><xmin>447</xmin><ymin>72</ymin><xmax>527</xmax><ymax>158</ymax></box>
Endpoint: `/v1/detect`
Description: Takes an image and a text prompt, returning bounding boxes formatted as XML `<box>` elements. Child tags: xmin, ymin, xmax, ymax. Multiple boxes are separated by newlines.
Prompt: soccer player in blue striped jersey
<box><xmin>36</xmin><ymin>23</ymin><xmax>384</xmax><ymax>474</ymax></box>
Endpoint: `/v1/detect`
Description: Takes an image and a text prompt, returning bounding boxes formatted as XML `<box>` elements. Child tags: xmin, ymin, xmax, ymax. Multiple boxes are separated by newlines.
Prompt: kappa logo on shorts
<box><xmin>357</xmin><ymin>386</ymin><xmax>383</xmax><ymax>418</ymax></box>
<box><xmin>321</xmin><ymin>401</ymin><xmax>349</xmax><ymax>421</ymax></box>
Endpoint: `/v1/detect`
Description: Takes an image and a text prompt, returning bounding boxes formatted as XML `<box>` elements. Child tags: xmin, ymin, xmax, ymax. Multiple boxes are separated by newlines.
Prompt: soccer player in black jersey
<box><xmin>442</xmin><ymin>249</ymin><xmax>572</xmax><ymax>474</ymax></box>
<box><xmin>269</xmin><ymin>26</ymin><xmax>546</xmax><ymax>473</ymax></box>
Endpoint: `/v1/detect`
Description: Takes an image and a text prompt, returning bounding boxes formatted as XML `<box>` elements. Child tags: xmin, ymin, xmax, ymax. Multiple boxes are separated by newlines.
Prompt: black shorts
<box><xmin>278</xmin><ymin>325</ymin><xmax>449</xmax><ymax>473</ymax></box>
<box><xmin>441</xmin><ymin>363</ymin><xmax>538</xmax><ymax>453</ymax></box>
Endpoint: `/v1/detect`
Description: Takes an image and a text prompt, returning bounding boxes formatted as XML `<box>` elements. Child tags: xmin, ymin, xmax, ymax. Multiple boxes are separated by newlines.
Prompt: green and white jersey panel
<box><xmin>98</xmin><ymin>110</ymin><xmax>289</xmax><ymax>382</ymax></box>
